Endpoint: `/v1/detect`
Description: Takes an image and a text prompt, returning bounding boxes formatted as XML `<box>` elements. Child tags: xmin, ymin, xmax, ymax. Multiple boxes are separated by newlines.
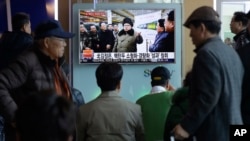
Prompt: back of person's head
<box><xmin>233</xmin><ymin>11</ymin><xmax>248</xmax><ymax>27</ymax></box>
<box><xmin>151</xmin><ymin>66</ymin><xmax>170</xmax><ymax>87</ymax></box>
<box><xmin>12</xmin><ymin>12</ymin><xmax>30</xmax><ymax>31</ymax></box>
<box><xmin>96</xmin><ymin>62</ymin><xmax>123</xmax><ymax>91</ymax></box>
<box><xmin>184</xmin><ymin>6</ymin><xmax>221</xmax><ymax>34</ymax></box>
<box><xmin>16</xmin><ymin>90</ymin><xmax>76</xmax><ymax>141</ymax></box>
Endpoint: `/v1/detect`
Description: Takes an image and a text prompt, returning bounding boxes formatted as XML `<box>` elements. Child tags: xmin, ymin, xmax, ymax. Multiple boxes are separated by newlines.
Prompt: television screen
<box><xmin>78</xmin><ymin>8</ymin><xmax>175</xmax><ymax>64</ymax></box>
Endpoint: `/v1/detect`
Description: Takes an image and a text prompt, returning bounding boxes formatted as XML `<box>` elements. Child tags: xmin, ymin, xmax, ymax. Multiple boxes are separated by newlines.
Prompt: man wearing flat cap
<box><xmin>136</xmin><ymin>66</ymin><xmax>174</xmax><ymax>141</ymax></box>
<box><xmin>113</xmin><ymin>17</ymin><xmax>143</xmax><ymax>52</ymax></box>
<box><xmin>0</xmin><ymin>19</ymin><xmax>75</xmax><ymax>141</ymax></box>
<box><xmin>173</xmin><ymin>6</ymin><xmax>244</xmax><ymax>141</ymax></box>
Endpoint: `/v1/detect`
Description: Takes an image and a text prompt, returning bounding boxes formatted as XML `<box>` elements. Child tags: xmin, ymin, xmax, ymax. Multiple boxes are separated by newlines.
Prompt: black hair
<box><xmin>233</xmin><ymin>11</ymin><xmax>248</xmax><ymax>27</ymax></box>
<box><xmin>122</xmin><ymin>17</ymin><xmax>134</xmax><ymax>27</ymax></box>
<box><xmin>12</xmin><ymin>12</ymin><xmax>30</xmax><ymax>31</ymax></box>
<box><xmin>158</xmin><ymin>19</ymin><xmax>165</xmax><ymax>29</ymax></box>
<box><xmin>16</xmin><ymin>90</ymin><xmax>76</xmax><ymax>141</ymax></box>
<box><xmin>168</xmin><ymin>10</ymin><xmax>174</xmax><ymax>21</ymax></box>
<box><xmin>95</xmin><ymin>62</ymin><xmax>123</xmax><ymax>91</ymax></box>
<box><xmin>189</xmin><ymin>20</ymin><xmax>221</xmax><ymax>34</ymax></box>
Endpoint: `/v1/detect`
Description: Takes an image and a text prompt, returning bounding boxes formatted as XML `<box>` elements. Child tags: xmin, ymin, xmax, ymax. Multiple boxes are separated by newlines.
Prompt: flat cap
<box><xmin>184</xmin><ymin>6</ymin><xmax>221</xmax><ymax>28</ymax></box>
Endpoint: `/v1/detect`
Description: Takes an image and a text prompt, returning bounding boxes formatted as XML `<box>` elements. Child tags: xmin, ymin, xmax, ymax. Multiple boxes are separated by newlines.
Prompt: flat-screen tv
<box><xmin>77</xmin><ymin>5</ymin><xmax>176</xmax><ymax>64</ymax></box>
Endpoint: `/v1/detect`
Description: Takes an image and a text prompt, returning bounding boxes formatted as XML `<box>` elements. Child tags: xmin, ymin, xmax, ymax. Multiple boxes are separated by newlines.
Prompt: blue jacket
<box><xmin>149</xmin><ymin>32</ymin><xmax>168</xmax><ymax>52</ymax></box>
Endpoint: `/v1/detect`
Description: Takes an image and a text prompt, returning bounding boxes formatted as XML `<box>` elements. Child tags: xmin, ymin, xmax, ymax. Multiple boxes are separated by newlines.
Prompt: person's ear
<box><xmin>165</xmin><ymin>83</ymin><xmax>170</xmax><ymax>90</ymax></box>
<box><xmin>117</xmin><ymin>81</ymin><xmax>121</xmax><ymax>90</ymax></box>
<box><xmin>44</xmin><ymin>37</ymin><xmax>50</xmax><ymax>48</ymax></box>
<box><xmin>200</xmin><ymin>23</ymin><xmax>206</xmax><ymax>32</ymax></box>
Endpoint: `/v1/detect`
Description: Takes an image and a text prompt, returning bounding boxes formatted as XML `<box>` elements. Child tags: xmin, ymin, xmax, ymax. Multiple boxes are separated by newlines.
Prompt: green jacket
<box><xmin>136</xmin><ymin>91</ymin><xmax>174</xmax><ymax>141</ymax></box>
<box><xmin>164</xmin><ymin>87</ymin><xmax>189</xmax><ymax>141</ymax></box>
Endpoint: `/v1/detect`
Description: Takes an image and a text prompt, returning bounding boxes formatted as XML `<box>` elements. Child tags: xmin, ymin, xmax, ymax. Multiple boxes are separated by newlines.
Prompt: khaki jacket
<box><xmin>76</xmin><ymin>90</ymin><xmax>145</xmax><ymax>141</ymax></box>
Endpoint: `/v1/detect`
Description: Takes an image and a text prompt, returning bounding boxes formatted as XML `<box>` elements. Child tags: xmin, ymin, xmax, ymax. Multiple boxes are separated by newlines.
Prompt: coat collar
<box><xmin>194</xmin><ymin>36</ymin><xmax>221</xmax><ymax>53</ymax></box>
<box><xmin>118</xmin><ymin>29</ymin><xmax>134</xmax><ymax>36</ymax></box>
<box><xmin>97</xmin><ymin>90</ymin><xmax>121</xmax><ymax>98</ymax></box>
<box><xmin>150</xmin><ymin>86</ymin><xmax>167</xmax><ymax>94</ymax></box>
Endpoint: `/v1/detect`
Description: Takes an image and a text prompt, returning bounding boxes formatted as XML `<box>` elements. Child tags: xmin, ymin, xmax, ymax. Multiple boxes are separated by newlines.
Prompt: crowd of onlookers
<box><xmin>1</xmin><ymin>5</ymin><xmax>250</xmax><ymax>141</ymax></box>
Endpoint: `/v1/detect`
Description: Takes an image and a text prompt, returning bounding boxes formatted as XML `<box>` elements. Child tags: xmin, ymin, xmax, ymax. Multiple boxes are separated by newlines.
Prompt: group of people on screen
<box><xmin>1</xmin><ymin>5</ymin><xmax>250</xmax><ymax>141</ymax></box>
<box><xmin>79</xmin><ymin>10</ymin><xmax>175</xmax><ymax>53</ymax></box>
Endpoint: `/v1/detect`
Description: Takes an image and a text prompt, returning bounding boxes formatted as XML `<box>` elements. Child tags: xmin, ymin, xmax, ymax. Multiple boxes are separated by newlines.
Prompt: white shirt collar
<box><xmin>150</xmin><ymin>86</ymin><xmax>166</xmax><ymax>94</ymax></box>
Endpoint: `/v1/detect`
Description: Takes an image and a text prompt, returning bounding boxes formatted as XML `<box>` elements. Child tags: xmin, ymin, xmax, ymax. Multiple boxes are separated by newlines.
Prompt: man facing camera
<box><xmin>76</xmin><ymin>62</ymin><xmax>145</xmax><ymax>141</ymax></box>
<box><xmin>113</xmin><ymin>17</ymin><xmax>143</xmax><ymax>52</ymax></box>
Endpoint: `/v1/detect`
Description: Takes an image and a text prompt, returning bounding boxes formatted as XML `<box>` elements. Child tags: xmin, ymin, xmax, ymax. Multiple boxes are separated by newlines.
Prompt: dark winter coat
<box><xmin>181</xmin><ymin>36</ymin><xmax>244</xmax><ymax>141</ymax></box>
<box><xmin>97</xmin><ymin>30</ymin><xmax>114</xmax><ymax>52</ymax></box>
<box><xmin>0</xmin><ymin>45</ymin><xmax>71</xmax><ymax>122</ymax></box>
<box><xmin>238</xmin><ymin>42</ymin><xmax>250</xmax><ymax>125</ymax></box>
<box><xmin>0</xmin><ymin>31</ymin><xmax>33</xmax><ymax>70</ymax></box>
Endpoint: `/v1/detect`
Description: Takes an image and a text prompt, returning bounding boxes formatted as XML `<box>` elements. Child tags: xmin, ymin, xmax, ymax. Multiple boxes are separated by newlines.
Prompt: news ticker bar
<box><xmin>81</xmin><ymin>52</ymin><xmax>175</xmax><ymax>60</ymax></box>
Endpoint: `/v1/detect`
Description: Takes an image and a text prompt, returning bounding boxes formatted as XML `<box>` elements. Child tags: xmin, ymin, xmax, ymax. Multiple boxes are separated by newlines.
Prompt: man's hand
<box><xmin>173</xmin><ymin>124</ymin><xmax>189</xmax><ymax>140</ymax></box>
<box><xmin>136</xmin><ymin>32</ymin><xmax>141</xmax><ymax>37</ymax></box>
<box><xmin>106</xmin><ymin>44</ymin><xmax>111</xmax><ymax>50</ymax></box>
<box><xmin>167</xmin><ymin>84</ymin><xmax>175</xmax><ymax>91</ymax></box>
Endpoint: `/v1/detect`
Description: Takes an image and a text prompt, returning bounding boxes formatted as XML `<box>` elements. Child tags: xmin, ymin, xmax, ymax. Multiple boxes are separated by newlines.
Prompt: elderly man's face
<box><xmin>189</xmin><ymin>24</ymin><xmax>204</xmax><ymax>47</ymax></box>
<box><xmin>45</xmin><ymin>37</ymin><xmax>67</xmax><ymax>60</ymax></box>
<box><xmin>100</xmin><ymin>23</ymin><xmax>107</xmax><ymax>30</ymax></box>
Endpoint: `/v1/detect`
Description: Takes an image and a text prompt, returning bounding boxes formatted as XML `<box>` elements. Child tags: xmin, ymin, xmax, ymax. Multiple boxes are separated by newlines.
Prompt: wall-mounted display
<box><xmin>78</xmin><ymin>8</ymin><xmax>175</xmax><ymax>64</ymax></box>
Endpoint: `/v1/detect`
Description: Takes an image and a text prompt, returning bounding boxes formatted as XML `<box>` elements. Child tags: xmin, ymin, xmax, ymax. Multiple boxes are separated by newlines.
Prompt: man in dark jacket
<box><xmin>238</xmin><ymin>10</ymin><xmax>250</xmax><ymax>125</ymax></box>
<box><xmin>0</xmin><ymin>12</ymin><xmax>33</xmax><ymax>70</ymax></box>
<box><xmin>0</xmin><ymin>19</ymin><xmax>74</xmax><ymax>141</ymax></box>
<box><xmin>173</xmin><ymin>6</ymin><xmax>244</xmax><ymax>141</ymax></box>
<box><xmin>164</xmin><ymin>10</ymin><xmax>175</xmax><ymax>52</ymax></box>
<box><xmin>230</xmin><ymin>11</ymin><xmax>249</xmax><ymax>50</ymax></box>
<box><xmin>97</xmin><ymin>22</ymin><xmax>114</xmax><ymax>52</ymax></box>
<box><xmin>0</xmin><ymin>12</ymin><xmax>33</xmax><ymax>141</ymax></box>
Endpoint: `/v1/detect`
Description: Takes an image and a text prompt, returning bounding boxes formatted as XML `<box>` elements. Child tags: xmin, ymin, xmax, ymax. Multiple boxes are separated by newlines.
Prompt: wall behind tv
<box><xmin>0</xmin><ymin>0</ymin><xmax>54</xmax><ymax>33</ymax></box>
